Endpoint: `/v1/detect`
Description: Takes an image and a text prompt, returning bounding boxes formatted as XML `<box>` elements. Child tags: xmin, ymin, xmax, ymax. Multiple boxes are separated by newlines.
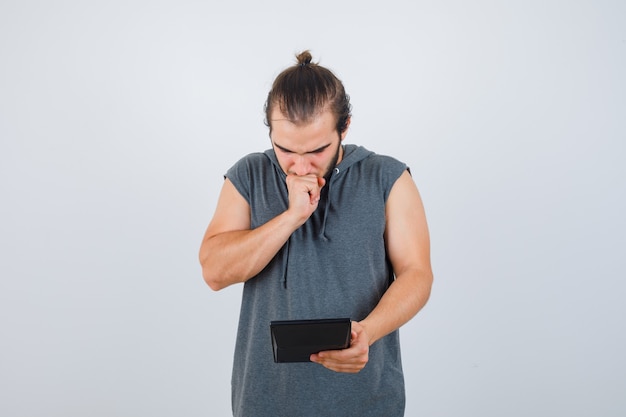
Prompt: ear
<box><xmin>340</xmin><ymin>117</ymin><xmax>351</xmax><ymax>141</ymax></box>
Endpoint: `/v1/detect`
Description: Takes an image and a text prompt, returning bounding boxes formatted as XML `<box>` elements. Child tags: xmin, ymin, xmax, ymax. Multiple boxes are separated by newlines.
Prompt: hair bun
<box><xmin>296</xmin><ymin>50</ymin><xmax>313</xmax><ymax>67</ymax></box>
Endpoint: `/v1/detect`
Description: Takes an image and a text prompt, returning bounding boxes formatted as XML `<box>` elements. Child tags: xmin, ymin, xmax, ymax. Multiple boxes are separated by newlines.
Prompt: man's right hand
<box><xmin>285</xmin><ymin>174</ymin><xmax>326</xmax><ymax>225</ymax></box>
<box><xmin>200</xmin><ymin>175</ymin><xmax>325</xmax><ymax>290</ymax></box>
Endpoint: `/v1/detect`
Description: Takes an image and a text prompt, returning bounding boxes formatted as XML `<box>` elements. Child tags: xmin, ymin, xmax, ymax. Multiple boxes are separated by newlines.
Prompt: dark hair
<box><xmin>264</xmin><ymin>50</ymin><xmax>352</xmax><ymax>134</ymax></box>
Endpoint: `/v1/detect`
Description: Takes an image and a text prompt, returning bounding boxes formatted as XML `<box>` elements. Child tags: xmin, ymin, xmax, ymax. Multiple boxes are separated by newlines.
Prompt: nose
<box><xmin>292</xmin><ymin>155</ymin><xmax>311</xmax><ymax>176</ymax></box>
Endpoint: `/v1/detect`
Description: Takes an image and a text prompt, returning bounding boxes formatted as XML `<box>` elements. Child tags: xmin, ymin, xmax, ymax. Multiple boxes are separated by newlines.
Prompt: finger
<box><xmin>307</xmin><ymin>179</ymin><xmax>324</xmax><ymax>204</ymax></box>
<box><xmin>312</xmin><ymin>346</ymin><xmax>368</xmax><ymax>371</ymax></box>
<box><xmin>314</xmin><ymin>357</ymin><xmax>366</xmax><ymax>374</ymax></box>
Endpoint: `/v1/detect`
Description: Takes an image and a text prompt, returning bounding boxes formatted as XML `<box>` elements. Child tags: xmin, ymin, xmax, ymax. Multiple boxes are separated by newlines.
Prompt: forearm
<box><xmin>200</xmin><ymin>211</ymin><xmax>300</xmax><ymax>290</ymax></box>
<box><xmin>360</xmin><ymin>268</ymin><xmax>433</xmax><ymax>346</ymax></box>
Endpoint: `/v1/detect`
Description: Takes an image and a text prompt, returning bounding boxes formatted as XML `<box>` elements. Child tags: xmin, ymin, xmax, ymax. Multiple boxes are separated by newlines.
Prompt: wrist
<box><xmin>279</xmin><ymin>209</ymin><xmax>308</xmax><ymax>231</ymax></box>
<box><xmin>358</xmin><ymin>320</ymin><xmax>378</xmax><ymax>347</ymax></box>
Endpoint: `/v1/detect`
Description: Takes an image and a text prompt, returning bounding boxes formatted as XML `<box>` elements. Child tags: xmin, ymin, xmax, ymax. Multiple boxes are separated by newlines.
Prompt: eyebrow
<box><xmin>273</xmin><ymin>142</ymin><xmax>332</xmax><ymax>154</ymax></box>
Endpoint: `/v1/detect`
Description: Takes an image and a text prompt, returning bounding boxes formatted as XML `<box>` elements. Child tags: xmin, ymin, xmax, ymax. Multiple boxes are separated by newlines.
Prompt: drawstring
<box><xmin>319</xmin><ymin>167</ymin><xmax>339</xmax><ymax>241</ymax></box>
<box><xmin>282</xmin><ymin>236</ymin><xmax>291</xmax><ymax>288</ymax></box>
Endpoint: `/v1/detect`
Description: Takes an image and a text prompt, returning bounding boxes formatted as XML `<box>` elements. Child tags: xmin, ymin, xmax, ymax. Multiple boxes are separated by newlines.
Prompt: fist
<box><xmin>285</xmin><ymin>174</ymin><xmax>326</xmax><ymax>224</ymax></box>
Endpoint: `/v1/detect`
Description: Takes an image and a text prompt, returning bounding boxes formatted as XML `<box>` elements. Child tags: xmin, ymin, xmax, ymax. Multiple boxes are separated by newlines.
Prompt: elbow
<box><xmin>206</xmin><ymin>280</ymin><xmax>225</xmax><ymax>292</ymax></box>
<box><xmin>202</xmin><ymin>268</ymin><xmax>227</xmax><ymax>291</ymax></box>
<box><xmin>422</xmin><ymin>270</ymin><xmax>434</xmax><ymax>303</ymax></box>
<box><xmin>199</xmin><ymin>250</ymin><xmax>227</xmax><ymax>291</ymax></box>
<box><xmin>409</xmin><ymin>267</ymin><xmax>433</xmax><ymax>306</ymax></box>
<box><xmin>422</xmin><ymin>267</ymin><xmax>434</xmax><ymax>289</ymax></box>
<box><xmin>425</xmin><ymin>269</ymin><xmax>434</xmax><ymax>288</ymax></box>
<box><xmin>199</xmin><ymin>241</ymin><xmax>247</xmax><ymax>291</ymax></box>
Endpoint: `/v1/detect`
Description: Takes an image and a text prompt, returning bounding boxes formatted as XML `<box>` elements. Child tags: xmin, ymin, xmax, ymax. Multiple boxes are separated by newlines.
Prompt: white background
<box><xmin>1</xmin><ymin>1</ymin><xmax>624</xmax><ymax>416</ymax></box>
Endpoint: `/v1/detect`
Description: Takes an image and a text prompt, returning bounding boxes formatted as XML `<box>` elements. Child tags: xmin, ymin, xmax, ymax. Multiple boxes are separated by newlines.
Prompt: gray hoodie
<box><xmin>225</xmin><ymin>144</ymin><xmax>408</xmax><ymax>417</ymax></box>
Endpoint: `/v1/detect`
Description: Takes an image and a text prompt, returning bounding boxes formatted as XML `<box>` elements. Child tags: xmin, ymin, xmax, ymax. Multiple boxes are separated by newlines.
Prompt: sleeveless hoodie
<box><xmin>225</xmin><ymin>144</ymin><xmax>408</xmax><ymax>417</ymax></box>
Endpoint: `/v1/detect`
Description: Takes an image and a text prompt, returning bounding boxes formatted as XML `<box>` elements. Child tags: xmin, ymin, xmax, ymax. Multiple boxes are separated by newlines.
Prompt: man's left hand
<box><xmin>310</xmin><ymin>321</ymin><xmax>369</xmax><ymax>373</ymax></box>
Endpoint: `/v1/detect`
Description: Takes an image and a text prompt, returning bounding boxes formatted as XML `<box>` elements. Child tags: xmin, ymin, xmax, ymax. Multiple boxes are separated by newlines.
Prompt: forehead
<box><xmin>270</xmin><ymin>108</ymin><xmax>337</xmax><ymax>151</ymax></box>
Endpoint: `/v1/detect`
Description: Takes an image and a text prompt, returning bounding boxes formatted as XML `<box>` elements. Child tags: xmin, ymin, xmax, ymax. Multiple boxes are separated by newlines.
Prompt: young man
<box><xmin>199</xmin><ymin>51</ymin><xmax>433</xmax><ymax>417</ymax></box>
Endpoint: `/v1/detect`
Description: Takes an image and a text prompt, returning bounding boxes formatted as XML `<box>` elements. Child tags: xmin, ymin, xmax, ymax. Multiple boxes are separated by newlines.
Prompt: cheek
<box><xmin>310</xmin><ymin>154</ymin><xmax>328</xmax><ymax>168</ymax></box>
<box><xmin>277</xmin><ymin>154</ymin><xmax>294</xmax><ymax>170</ymax></box>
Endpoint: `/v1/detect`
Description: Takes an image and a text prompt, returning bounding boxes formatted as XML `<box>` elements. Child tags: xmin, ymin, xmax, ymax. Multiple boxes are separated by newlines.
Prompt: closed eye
<box><xmin>310</xmin><ymin>146</ymin><xmax>328</xmax><ymax>154</ymax></box>
<box><xmin>274</xmin><ymin>143</ymin><xmax>331</xmax><ymax>155</ymax></box>
<box><xmin>275</xmin><ymin>145</ymin><xmax>293</xmax><ymax>154</ymax></box>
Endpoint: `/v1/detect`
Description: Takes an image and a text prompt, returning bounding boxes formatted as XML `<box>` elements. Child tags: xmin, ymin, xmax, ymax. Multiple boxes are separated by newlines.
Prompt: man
<box><xmin>199</xmin><ymin>50</ymin><xmax>433</xmax><ymax>417</ymax></box>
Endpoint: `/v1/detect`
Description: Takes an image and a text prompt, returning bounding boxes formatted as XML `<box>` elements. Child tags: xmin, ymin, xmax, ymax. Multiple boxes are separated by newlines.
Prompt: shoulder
<box><xmin>225</xmin><ymin>151</ymin><xmax>276</xmax><ymax>180</ymax></box>
<box><xmin>339</xmin><ymin>147</ymin><xmax>409</xmax><ymax>202</ymax></box>
<box><xmin>223</xmin><ymin>152</ymin><xmax>269</xmax><ymax>202</ymax></box>
<box><xmin>344</xmin><ymin>145</ymin><xmax>408</xmax><ymax>174</ymax></box>
<box><xmin>365</xmin><ymin>153</ymin><xmax>407</xmax><ymax>171</ymax></box>
<box><xmin>225</xmin><ymin>150</ymin><xmax>285</xmax><ymax>202</ymax></box>
<box><xmin>359</xmin><ymin>151</ymin><xmax>409</xmax><ymax>188</ymax></box>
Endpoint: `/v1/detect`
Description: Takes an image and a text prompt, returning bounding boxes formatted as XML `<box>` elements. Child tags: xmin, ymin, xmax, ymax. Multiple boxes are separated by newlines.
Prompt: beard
<box><xmin>322</xmin><ymin>140</ymin><xmax>343</xmax><ymax>182</ymax></box>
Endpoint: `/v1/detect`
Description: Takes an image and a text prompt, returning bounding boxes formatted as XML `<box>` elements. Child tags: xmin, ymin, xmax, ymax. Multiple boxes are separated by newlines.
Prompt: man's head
<box><xmin>269</xmin><ymin>107</ymin><xmax>345</xmax><ymax>179</ymax></box>
<box><xmin>264</xmin><ymin>50</ymin><xmax>352</xmax><ymax>137</ymax></box>
<box><xmin>265</xmin><ymin>51</ymin><xmax>352</xmax><ymax>178</ymax></box>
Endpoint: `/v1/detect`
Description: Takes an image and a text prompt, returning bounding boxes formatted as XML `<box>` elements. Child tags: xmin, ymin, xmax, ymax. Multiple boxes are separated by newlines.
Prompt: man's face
<box><xmin>269</xmin><ymin>108</ymin><xmax>348</xmax><ymax>178</ymax></box>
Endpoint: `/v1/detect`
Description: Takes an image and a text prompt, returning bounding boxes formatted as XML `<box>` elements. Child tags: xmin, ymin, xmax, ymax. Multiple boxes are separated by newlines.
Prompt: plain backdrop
<box><xmin>1</xmin><ymin>1</ymin><xmax>624</xmax><ymax>416</ymax></box>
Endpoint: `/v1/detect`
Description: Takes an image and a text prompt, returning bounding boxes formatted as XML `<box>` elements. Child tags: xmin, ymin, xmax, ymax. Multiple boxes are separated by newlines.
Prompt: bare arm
<box><xmin>360</xmin><ymin>170</ymin><xmax>433</xmax><ymax>344</ymax></box>
<box><xmin>199</xmin><ymin>175</ymin><xmax>325</xmax><ymax>291</ymax></box>
<box><xmin>311</xmin><ymin>170</ymin><xmax>433</xmax><ymax>372</ymax></box>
